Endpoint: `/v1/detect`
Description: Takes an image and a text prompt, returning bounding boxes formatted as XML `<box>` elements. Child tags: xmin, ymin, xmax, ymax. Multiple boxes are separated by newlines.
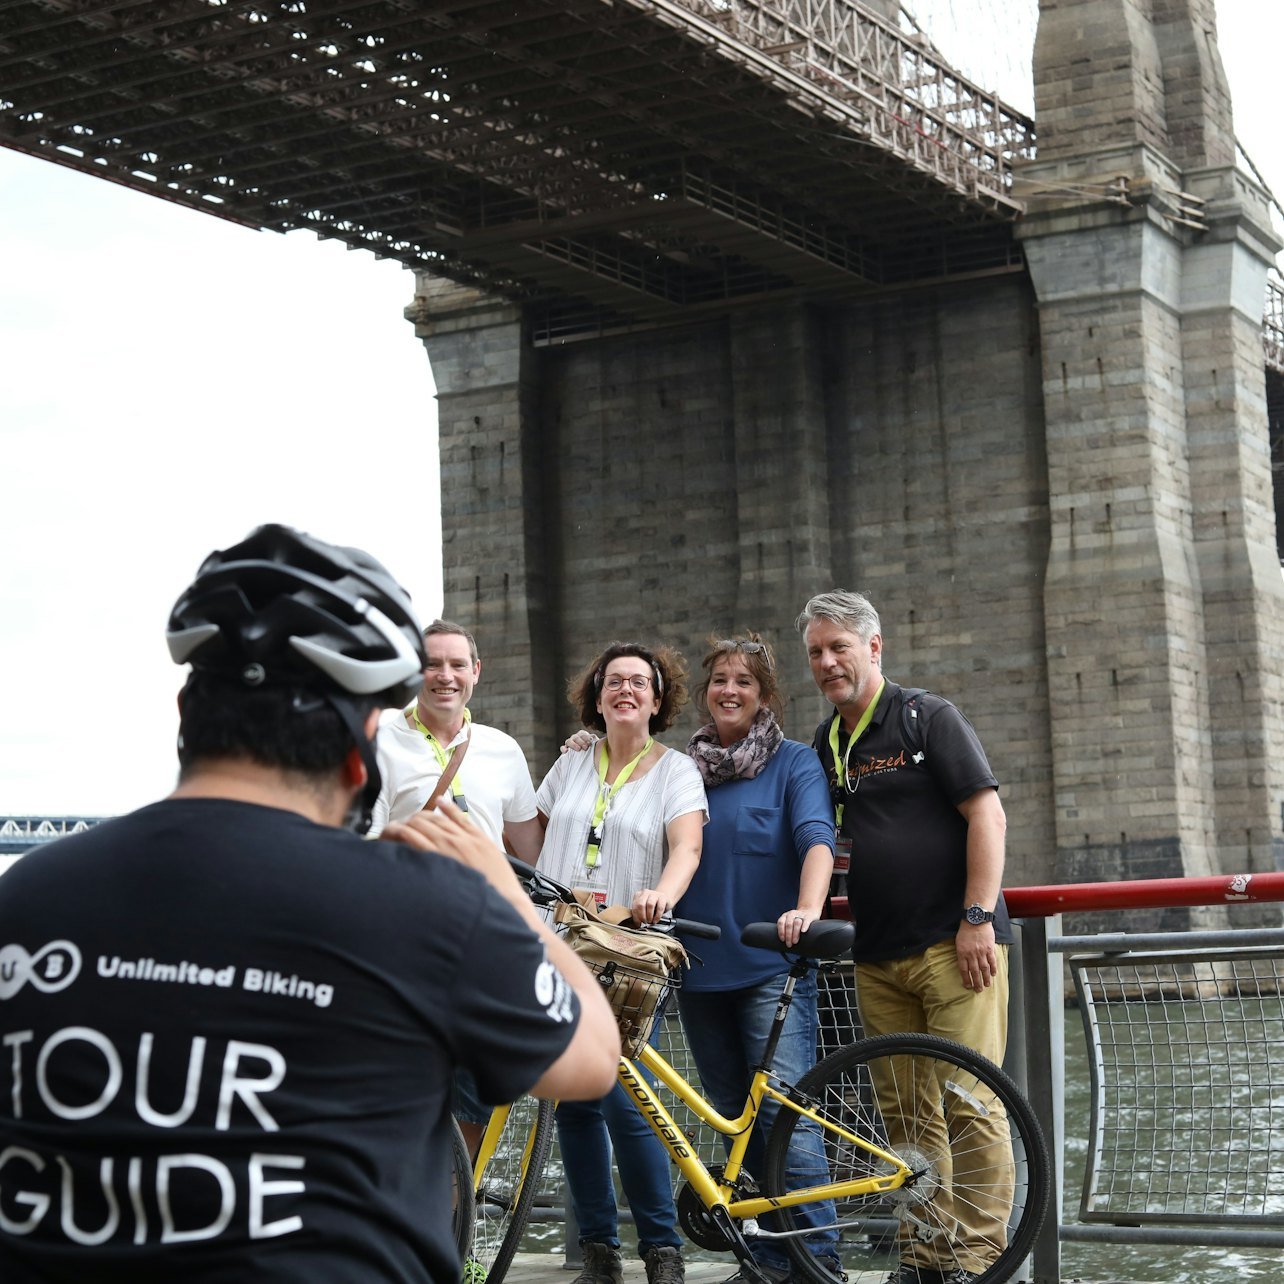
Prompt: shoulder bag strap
<box><xmin>420</xmin><ymin>726</ymin><xmax>472</xmax><ymax>812</ymax></box>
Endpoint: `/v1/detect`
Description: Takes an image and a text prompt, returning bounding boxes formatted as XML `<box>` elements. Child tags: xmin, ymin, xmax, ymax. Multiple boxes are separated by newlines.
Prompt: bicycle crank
<box><xmin>676</xmin><ymin>1183</ymin><xmax>738</xmax><ymax>1249</ymax></box>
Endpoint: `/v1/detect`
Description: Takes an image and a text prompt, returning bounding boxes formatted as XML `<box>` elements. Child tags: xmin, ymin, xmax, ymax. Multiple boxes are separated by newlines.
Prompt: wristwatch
<box><xmin>963</xmin><ymin>903</ymin><xmax>995</xmax><ymax>926</ymax></box>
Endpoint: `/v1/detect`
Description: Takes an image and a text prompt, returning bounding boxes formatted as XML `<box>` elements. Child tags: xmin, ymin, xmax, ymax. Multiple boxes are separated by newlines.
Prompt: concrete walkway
<box><xmin>502</xmin><ymin>1252</ymin><xmax>731</xmax><ymax>1284</ymax></box>
<box><xmin>499</xmin><ymin>1255</ymin><xmax>1139</xmax><ymax>1284</ymax></box>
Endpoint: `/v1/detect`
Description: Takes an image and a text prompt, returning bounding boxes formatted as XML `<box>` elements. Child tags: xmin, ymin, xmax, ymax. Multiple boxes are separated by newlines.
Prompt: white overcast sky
<box><xmin>1</xmin><ymin>0</ymin><xmax>1281</xmax><ymax>818</ymax></box>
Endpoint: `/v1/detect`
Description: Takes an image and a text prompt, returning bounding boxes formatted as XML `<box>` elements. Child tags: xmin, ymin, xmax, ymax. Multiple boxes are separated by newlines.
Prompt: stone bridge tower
<box><xmin>1016</xmin><ymin>0</ymin><xmax>1284</xmax><ymax>908</ymax></box>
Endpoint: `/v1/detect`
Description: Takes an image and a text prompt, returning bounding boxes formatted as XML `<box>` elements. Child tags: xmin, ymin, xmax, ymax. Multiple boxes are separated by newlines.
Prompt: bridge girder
<box><xmin>1</xmin><ymin>0</ymin><xmax>1034</xmax><ymax>335</ymax></box>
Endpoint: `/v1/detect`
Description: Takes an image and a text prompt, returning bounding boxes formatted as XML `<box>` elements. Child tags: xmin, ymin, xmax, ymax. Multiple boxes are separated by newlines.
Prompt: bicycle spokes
<box><xmin>760</xmin><ymin>1033</ymin><xmax>1049</xmax><ymax>1284</ymax></box>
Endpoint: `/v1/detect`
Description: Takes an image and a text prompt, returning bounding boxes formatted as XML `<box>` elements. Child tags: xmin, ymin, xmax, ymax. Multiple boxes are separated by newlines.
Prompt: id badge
<box><xmin>833</xmin><ymin>837</ymin><xmax>852</xmax><ymax>876</ymax></box>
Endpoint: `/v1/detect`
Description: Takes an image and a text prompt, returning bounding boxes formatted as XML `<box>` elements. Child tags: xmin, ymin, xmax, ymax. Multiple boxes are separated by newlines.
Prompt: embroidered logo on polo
<box><xmin>0</xmin><ymin>940</ymin><xmax>82</xmax><ymax>1000</ymax></box>
<box><xmin>829</xmin><ymin>750</ymin><xmax>914</xmax><ymax>798</ymax></box>
<box><xmin>856</xmin><ymin>750</ymin><xmax>908</xmax><ymax>780</ymax></box>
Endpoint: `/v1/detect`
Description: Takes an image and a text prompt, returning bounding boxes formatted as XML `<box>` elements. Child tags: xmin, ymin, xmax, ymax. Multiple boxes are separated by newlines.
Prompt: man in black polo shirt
<box><xmin>796</xmin><ymin>589</ymin><xmax>1012</xmax><ymax>1284</ymax></box>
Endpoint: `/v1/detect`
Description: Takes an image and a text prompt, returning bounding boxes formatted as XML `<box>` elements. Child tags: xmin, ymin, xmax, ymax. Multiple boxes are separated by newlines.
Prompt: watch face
<box><xmin>965</xmin><ymin>905</ymin><xmax>992</xmax><ymax>926</ymax></box>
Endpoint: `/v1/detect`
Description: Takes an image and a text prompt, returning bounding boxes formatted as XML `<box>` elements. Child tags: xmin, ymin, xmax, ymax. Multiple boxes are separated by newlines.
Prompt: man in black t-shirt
<box><xmin>0</xmin><ymin>525</ymin><xmax>619</xmax><ymax>1284</ymax></box>
<box><xmin>796</xmin><ymin>589</ymin><xmax>1012</xmax><ymax>1284</ymax></box>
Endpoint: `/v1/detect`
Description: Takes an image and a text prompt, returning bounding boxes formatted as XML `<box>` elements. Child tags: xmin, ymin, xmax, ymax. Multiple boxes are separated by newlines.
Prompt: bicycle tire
<box><xmin>763</xmin><ymin>1032</ymin><xmax>1049</xmax><ymax>1284</ymax></box>
<box><xmin>467</xmin><ymin>1095</ymin><xmax>556</xmax><ymax>1284</ymax></box>
<box><xmin>451</xmin><ymin>1117</ymin><xmax>477</xmax><ymax>1265</ymax></box>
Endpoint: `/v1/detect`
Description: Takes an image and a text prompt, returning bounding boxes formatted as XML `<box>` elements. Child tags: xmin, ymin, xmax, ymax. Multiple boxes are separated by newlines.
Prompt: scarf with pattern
<box><xmin>687</xmin><ymin>707</ymin><xmax>783</xmax><ymax>787</ymax></box>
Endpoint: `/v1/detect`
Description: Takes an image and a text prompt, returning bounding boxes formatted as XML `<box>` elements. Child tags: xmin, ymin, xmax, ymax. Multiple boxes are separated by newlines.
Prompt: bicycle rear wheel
<box><xmin>451</xmin><ymin>1117</ymin><xmax>477</xmax><ymax>1265</ymax></box>
<box><xmin>763</xmin><ymin>1032</ymin><xmax>1049</xmax><ymax>1284</ymax></box>
<box><xmin>467</xmin><ymin>1095</ymin><xmax>556</xmax><ymax>1284</ymax></box>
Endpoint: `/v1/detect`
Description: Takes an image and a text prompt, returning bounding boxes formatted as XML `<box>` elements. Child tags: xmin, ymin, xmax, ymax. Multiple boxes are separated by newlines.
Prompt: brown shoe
<box><xmin>643</xmin><ymin>1245</ymin><xmax>685</xmax><ymax>1284</ymax></box>
<box><xmin>572</xmin><ymin>1241</ymin><xmax>624</xmax><ymax>1284</ymax></box>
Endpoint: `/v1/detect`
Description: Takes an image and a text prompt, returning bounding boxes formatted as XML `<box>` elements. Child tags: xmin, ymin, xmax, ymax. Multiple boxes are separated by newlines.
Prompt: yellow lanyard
<box><xmin>586</xmin><ymin>737</ymin><xmax>653</xmax><ymax>868</ymax></box>
<box><xmin>408</xmin><ymin>706</ymin><xmax>471</xmax><ymax>807</ymax></box>
<box><xmin>826</xmin><ymin>679</ymin><xmax>884</xmax><ymax>828</ymax></box>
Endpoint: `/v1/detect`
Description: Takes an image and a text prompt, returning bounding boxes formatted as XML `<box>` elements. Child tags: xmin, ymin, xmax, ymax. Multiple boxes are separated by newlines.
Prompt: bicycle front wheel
<box><xmin>468</xmin><ymin>1095</ymin><xmax>556</xmax><ymax>1284</ymax></box>
<box><xmin>763</xmin><ymin>1032</ymin><xmax>1049</xmax><ymax>1284</ymax></box>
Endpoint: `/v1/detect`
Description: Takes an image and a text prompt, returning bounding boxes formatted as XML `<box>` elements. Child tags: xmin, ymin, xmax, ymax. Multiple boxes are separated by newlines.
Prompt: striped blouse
<box><xmin>535</xmin><ymin>742</ymin><xmax>708</xmax><ymax>910</ymax></box>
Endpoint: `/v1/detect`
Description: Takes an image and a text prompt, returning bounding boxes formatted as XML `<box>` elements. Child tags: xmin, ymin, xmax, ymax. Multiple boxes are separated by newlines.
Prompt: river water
<box><xmin>1054</xmin><ymin>1002</ymin><xmax>1283</xmax><ymax>1284</ymax></box>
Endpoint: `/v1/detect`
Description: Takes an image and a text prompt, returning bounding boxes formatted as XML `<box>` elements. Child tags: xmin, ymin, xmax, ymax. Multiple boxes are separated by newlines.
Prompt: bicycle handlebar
<box><xmin>506</xmin><ymin>855</ymin><xmax>546</xmax><ymax>887</ymax></box>
<box><xmin>506</xmin><ymin>854</ymin><xmax>720</xmax><ymax>941</ymax></box>
<box><xmin>669</xmin><ymin>917</ymin><xmax>720</xmax><ymax>941</ymax></box>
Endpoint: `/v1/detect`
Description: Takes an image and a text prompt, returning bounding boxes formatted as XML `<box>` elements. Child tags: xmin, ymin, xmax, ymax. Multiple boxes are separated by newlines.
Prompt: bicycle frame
<box><xmin>623</xmin><ymin>1039</ymin><xmax>913</xmax><ymax>1224</ymax></box>
<box><xmin>474</xmin><ymin>1102</ymin><xmax>514</xmax><ymax>1183</ymax></box>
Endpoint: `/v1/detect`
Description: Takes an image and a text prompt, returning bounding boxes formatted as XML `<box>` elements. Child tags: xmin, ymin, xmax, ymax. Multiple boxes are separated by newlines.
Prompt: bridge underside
<box><xmin>0</xmin><ymin>0</ymin><xmax>1025</xmax><ymax>339</ymax></box>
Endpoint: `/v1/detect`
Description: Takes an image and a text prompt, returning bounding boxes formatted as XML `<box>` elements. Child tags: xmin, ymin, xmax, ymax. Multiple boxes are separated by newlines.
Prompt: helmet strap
<box><xmin>323</xmin><ymin>694</ymin><xmax>383</xmax><ymax>835</ymax></box>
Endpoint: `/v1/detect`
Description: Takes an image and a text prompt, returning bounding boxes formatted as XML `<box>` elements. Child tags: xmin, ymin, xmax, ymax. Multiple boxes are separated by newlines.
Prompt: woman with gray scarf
<box><xmin>675</xmin><ymin>634</ymin><xmax>839</xmax><ymax>1284</ymax></box>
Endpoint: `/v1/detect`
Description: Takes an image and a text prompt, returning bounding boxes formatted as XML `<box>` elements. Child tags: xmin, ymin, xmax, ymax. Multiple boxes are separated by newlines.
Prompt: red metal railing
<box><xmin>831</xmin><ymin>871</ymin><xmax>1284</xmax><ymax>923</ymax></box>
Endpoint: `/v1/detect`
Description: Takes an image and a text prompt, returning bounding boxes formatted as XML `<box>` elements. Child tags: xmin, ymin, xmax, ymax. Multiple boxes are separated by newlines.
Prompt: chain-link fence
<box><xmin>1068</xmin><ymin>947</ymin><xmax>1284</xmax><ymax>1226</ymax></box>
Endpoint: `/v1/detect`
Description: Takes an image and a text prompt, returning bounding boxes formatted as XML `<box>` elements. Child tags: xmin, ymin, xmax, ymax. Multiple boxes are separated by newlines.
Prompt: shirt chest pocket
<box><xmin>732</xmin><ymin>806</ymin><xmax>781</xmax><ymax>858</ymax></box>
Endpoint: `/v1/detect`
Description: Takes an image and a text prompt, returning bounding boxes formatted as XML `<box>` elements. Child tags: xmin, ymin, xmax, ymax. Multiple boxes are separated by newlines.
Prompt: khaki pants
<box><xmin>856</xmin><ymin>940</ymin><xmax>1012</xmax><ymax>1275</ymax></box>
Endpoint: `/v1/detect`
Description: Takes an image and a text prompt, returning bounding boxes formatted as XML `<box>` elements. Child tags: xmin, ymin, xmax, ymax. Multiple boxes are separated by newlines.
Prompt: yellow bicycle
<box><xmin>510</xmin><ymin>861</ymin><xmax>1051</xmax><ymax>1284</ymax></box>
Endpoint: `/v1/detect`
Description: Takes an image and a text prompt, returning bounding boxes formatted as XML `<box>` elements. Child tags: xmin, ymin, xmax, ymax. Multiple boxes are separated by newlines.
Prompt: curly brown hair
<box><xmin>693</xmin><ymin>633</ymin><xmax>785</xmax><ymax>723</ymax></box>
<box><xmin>568</xmin><ymin>642</ymin><xmax>690</xmax><ymax>734</ymax></box>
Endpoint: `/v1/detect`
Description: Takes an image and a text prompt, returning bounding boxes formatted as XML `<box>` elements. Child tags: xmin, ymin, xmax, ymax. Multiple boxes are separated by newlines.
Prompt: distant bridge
<box><xmin>0</xmin><ymin>816</ymin><xmax>105</xmax><ymax>858</ymax></box>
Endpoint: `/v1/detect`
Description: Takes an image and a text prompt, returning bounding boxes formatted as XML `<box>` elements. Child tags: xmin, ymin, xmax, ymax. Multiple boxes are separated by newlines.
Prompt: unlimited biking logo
<box><xmin>0</xmin><ymin>940</ymin><xmax>82</xmax><ymax>1000</ymax></box>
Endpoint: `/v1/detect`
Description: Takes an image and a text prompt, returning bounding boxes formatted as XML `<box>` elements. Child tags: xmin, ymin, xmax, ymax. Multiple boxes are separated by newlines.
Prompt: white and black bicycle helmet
<box><xmin>166</xmin><ymin>523</ymin><xmax>427</xmax><ymax>832</ymax></box>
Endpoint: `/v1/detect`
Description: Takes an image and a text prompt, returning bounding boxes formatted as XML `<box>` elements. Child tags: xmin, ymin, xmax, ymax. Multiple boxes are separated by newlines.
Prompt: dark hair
<box><xmin>177</xmin><ymin>671</ymin><xmax>376</xmax><ymax>782</ymax></box>
<box><xmin>694</xmin><ymin>633</ymin><xmax>785</xmax><ymax>722</ymax></box>
<box><xmin>424</xmin><ymin>618</ymin><xmax>478</xmax><ymax>664</ymax></box>
<box><xmin>568</xmin><ymin>642</ymin><xmax>689</xmax><ymax>734</ymax></box>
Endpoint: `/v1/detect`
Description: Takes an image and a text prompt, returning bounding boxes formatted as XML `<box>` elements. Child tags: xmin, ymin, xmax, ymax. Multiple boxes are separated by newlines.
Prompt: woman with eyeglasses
<box><xmin>535</xmin><ymin>641</ymin><xmax>706</xmax><ymax>1284</ymax></box>
<box><xmin>675</xmin><ymin>633</ymin><xmax>840</xmax><ymax>1283</ymax></box>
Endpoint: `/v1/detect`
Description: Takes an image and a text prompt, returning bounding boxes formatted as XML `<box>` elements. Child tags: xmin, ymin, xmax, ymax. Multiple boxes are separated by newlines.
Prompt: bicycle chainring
<box><xmin>676</xmin><ymin>1182</ymin><xmax>736</xmax><ymax>1250</ymax></box>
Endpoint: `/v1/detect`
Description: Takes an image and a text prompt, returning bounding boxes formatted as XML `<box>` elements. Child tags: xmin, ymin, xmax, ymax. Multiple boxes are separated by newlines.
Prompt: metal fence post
<box><xmin>1004</xmin><ymin>923</ymin><xmax>1027</xmax><ymax>1094</ymax></box>
<box><xmin>1018</xmin><ymin>913</ymin><xmax>1064</xmax><ymax>1284</ymax></box>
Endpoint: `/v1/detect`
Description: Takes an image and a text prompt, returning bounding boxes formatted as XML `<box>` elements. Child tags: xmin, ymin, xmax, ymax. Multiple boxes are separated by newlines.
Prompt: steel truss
<box><xmin>1</xmin><ymin>0</ymin><xmax>1031</xmax><ymax>329</ymax></box>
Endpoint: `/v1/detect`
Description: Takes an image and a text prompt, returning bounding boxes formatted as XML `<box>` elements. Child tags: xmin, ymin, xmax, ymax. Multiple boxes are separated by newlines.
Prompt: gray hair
<box><xmin>794</xmin><ymin>590</ymin><xmax>881</xmax><ymax>643</ymax></box>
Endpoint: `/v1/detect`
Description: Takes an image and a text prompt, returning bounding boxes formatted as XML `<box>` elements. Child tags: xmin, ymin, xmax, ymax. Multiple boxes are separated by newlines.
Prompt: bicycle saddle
<box><xmin>740</xmin><ymin>920</ymin><xmax>855</xmax><ymax>959</ymax></box>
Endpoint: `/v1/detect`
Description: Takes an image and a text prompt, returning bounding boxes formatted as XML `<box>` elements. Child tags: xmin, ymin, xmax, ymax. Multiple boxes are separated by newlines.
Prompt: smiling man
<box><xmin>796</xmin><ymin>589</ymin><xmax>1012</xmax><ymax>1284</ymax></box>
<box><xmin>368</xmin><ymin>620</ymin><xmax>543</xmax><ymax>863</ymax></box>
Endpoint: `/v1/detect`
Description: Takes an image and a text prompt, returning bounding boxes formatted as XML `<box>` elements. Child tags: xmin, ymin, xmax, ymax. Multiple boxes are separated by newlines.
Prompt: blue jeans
<box><xmin>555</xmin><ymin>1027</ymin><xmax>681</xmax><ymax>1255</ymax></box>
<box><xmin>452</xmin><ymin>1067</ymin><xmax>489</xmax><ymax>1126</ymax></box>
<box><xmin>677</xmin><ymin>973</ymin><xmax>838</xmax><ymax>1270</ymax></box>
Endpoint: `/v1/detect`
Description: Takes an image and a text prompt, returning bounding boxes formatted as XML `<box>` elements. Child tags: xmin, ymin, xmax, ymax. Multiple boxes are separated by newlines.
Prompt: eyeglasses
<box><xmin>715</xmin><ymin>639</ymin><xmax>773</xmax><ymax>670</ymax></box>
<box><xmin>602</xmin><ymin>674</ymin><xmax>654</xmax><ymax>692</ymax></box>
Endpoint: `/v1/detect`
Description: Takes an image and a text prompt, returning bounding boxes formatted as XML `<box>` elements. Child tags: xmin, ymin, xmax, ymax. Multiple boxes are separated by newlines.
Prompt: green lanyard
<box><xmin>826</xmin><ymin>679</ymin><xmax>884</xmax><ymax>828</ymax></box>
<box><xmin>586</xmin><ymin>737</ymin><xmax>653</xmax><ymax>868</ymax></box>
<box><xmin>409</xmin><ymin>706</ymin><xmax>471</xmax><ymax>809</ymax></box>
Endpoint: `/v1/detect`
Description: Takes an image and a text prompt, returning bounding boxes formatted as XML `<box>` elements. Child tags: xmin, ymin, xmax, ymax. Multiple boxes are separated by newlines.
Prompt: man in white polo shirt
<box><xmin>369</xmin><ymin>619</ymin><xmax>543</xmax><ymax>863</ymax></box>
